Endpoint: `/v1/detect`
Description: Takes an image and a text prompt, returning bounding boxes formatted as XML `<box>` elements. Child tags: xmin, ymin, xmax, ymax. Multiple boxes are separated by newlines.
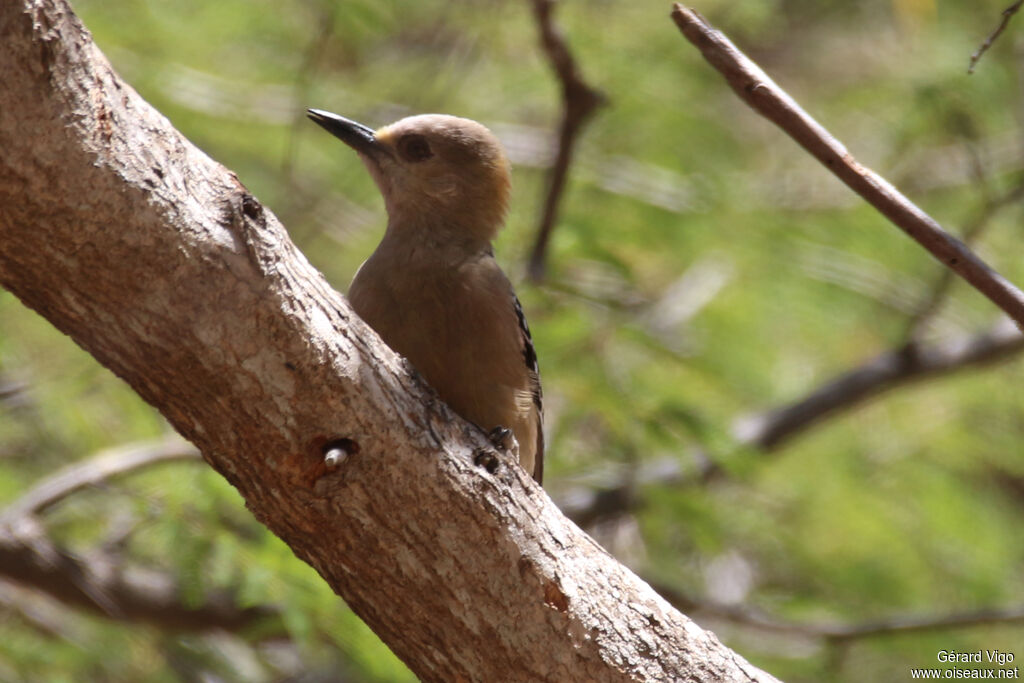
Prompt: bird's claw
<box><xmin>487</xmin><ymin>426</ymin><xmax>518</xmax><ymax>456</ymax></box>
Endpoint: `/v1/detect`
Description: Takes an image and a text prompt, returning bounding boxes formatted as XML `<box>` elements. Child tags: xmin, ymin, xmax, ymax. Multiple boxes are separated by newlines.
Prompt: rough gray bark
<box><xmin>0</xmin><ymin>1</ymin><xmax>778</xmax><ymax>681</ymax></box>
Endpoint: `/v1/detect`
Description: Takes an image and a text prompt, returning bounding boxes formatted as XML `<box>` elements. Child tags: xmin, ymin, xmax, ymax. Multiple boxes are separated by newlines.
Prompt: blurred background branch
<box><xmin>525</xmin><ymin>0</ymin><xmax>606</xmax><ymax>282</ymax></box>
<box><xmin>733</xmin><ymin>317</ymin><xmax>1024</xmax><ymax>452</ymax></box>
<box><xmin>0</xmin><ymin>518</ymin><xmax>282</xmax><ymax>633</ymax></box>
<box><xmin>653</xmin><ymin>581</ymin><xmax>1024</xmax><ymax>642</ymax></box>
<box><xmin>0</xmin><ymin>439</ymin><xmax>277</xmax><ymax>633</ymax></box>
<box><xmin>562</xmin><ymin>317</ymin><xmax>1023</xmax><ymax>521</ymax></box>
<box><xmin>0</xmin><ymin>436</ymin><xmax>200</xmax><ymax>525</ymax></box>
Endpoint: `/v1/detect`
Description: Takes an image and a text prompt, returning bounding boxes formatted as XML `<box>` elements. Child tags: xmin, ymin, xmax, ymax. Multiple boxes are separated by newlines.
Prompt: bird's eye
<box><xmin>397</xmin><ymin>134</ymin><xmax>433</xmax><ymax>162</ymax></box>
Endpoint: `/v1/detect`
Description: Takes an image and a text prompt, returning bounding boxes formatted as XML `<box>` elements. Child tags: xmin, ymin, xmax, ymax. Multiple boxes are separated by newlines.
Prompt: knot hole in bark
<box><xmin>323</xmin><ymin>438</ymin><xmax>358</xmax><ymax>470</ymax></box>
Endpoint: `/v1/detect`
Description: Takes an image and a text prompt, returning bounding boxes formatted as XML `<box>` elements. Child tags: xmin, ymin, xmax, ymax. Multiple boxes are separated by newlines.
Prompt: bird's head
<box><xmin>308</xmin><ymin>109</ymin><xmax>511</xmax><ymax>245</ymax></box>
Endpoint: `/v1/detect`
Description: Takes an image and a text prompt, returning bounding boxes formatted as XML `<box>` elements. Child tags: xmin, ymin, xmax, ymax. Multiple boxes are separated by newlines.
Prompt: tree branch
<box><xmin>654</xmin><ymin>582</ymin><xmax>1024</xmax><ymax>642</ymax></box>
<box><xmin>526</xmin><ymin>0</ymin><xmax>606</xmax><ymax>282</ymax></box>
<box><xmin>733</xmin><ymin>317</ymin><xmax>1023</xmax><ymax>451</ymax></box>
<box><xmin>969</xmin><ymin>0</ymin><xmax>1024</xmax><ymax>74</ymax></box>
<box><xmin>0</xmin><ymin>375</ymin><xmax>28</xmax><ymax>405</ymax></box>
<box><xmin>0</xmin><ymin>436</ymin><xmax>201</xmax><ymax>524</ymax></box>
<box><xmin>0</xmin><ymin>1</ymin><xmax>775</xmax><ymax>680</ymax></box>
<box><xmin>671</xmin><ymin>5</ymin><xmax>1024</xmax><ymax>330</ymax></box>
<box><xmin>0</xmin><ymin>579</ymin><xmax>89</xmax><ymax>644</ymax></box>
<box><xmin>902</xmin><ymin>182</ymin><xmax>1024</xmax><ymax>341</ymax></box>
<box><xmin>562</xmin><ymin>9</ymin><xmax>1024</xmax><ymax>521</ymax></box>
<box><xmin>562</xmin><ymin>318</ymin><xmax>1023</xmax><ymax>521</ymax></box>
<box><xmin>0</xmin><ymin>438</ymin><xmax>281</xmax><ymax>635</ymax></box>
<box><xmin>0</xmin><ymin>518</ymin><xmax>282</xmax><ymax>633</ymax></box>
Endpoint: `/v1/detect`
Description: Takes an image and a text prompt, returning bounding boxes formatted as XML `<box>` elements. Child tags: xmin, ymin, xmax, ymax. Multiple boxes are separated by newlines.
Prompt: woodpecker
<box><xmin>308</xmin><ymin>109</ymin><xmax>544</xmax><ymax>484</ymax></box>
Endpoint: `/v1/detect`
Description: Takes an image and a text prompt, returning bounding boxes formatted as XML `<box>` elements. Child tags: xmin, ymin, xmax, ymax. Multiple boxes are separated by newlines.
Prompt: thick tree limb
<box><xmin>526</xmin><ymin>0</ymin><xmax>605</xmax><ymax>282</ymax></box>
<box><xmin>0</xmin><ymin>1</ymin><xmax>775</xmax><ymax>680</ymax></box>
<box><xmin>671</xmin><ymin>5</ymin><xmax>1024</xmax><ymax>330</ymax></box>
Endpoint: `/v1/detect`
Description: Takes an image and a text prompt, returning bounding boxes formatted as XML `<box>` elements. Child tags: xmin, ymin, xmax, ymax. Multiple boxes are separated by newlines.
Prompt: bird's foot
<box><xmin>487</xmin><ymin>426</ymin><xmax>519</xmax><ymax>457</ymax></box>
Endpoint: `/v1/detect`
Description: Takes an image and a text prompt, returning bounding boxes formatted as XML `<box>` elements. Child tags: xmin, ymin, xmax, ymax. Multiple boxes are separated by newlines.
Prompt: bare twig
<box><xmin>526</xmin><ymin>0</ymin><xmax>606</xmax><ymax>282</ymax></box>
<box><xmin>969</xmin><ymin>0</ymin><xmax>1024</xmax><ymax>74</ymax></box>
<box><xmin>671</xmin><ymin>5</ymin><xmax>1024</xmax><ymax>330</ymax></box>
<box><xmin>0</xmin><ymin>436</ymin><xmax>201</xmax><ymax>524</ymax></box>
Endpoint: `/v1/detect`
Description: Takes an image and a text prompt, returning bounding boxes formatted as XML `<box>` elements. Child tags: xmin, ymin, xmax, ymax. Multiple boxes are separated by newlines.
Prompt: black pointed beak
<box><xmin>307</xmin><ymin>109</ymin><xmax>381</xmax><ymax>157</ymax></box>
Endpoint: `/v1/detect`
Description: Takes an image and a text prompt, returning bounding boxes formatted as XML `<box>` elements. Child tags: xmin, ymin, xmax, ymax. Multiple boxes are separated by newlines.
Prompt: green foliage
<box><xmin>3</xmin><ymin>0</ymin><xmax>1024</xmax><ymax>680</ymax></box>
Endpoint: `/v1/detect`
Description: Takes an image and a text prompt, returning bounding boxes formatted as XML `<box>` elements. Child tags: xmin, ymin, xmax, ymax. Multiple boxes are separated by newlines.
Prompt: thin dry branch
<box><xmin>526</xmin><ymin>0</ymin><xmax>606</xmax><ymax>282</ymax></box>
<box><xmin>671</xmin><ymin>5</ymin><xmax>1024</xmax><ymax>330</ymax></box>
<box><xmin>969</xmin><ymin>0</ymin><xmax>1024</xmax><ymax>74</ymax></box>
<box><xmin>0</xmin><ymin>375</ymin><xmax>28</xmax><ymax>404</ymax></box>
<box><xmin>0</xmin><ymin>436</ymin><xmax>201</xmax><ymax>524</ymax></box>
<box><xmin>902</xmin><ymin>181</ymin><xmax>1024</xmax><ymax>341</ymax></box>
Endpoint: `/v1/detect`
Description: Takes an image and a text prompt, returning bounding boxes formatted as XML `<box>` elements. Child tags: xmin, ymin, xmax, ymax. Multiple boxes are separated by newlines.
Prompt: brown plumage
<box><xmin>308</xmin><ymin>110</ymin><xmax>544</xmax><ymax>483</ymax></box>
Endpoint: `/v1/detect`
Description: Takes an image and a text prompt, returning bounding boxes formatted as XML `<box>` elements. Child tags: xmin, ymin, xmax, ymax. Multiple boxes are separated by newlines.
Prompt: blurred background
<box><xmin>2</xmin><ymin>0</ymin><xmax>1024</xmax><ymax>680</ymax></box>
